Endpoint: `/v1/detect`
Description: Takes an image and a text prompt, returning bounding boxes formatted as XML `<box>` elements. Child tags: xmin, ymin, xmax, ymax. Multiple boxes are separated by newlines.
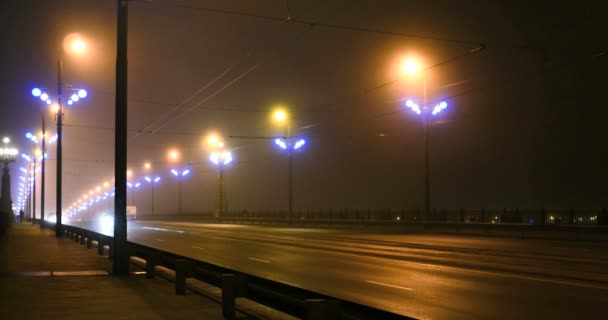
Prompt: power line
<box><xmin>135</xmin><ymin>1</ymin><xmax>540</xmax><ymax>51</ymax></box>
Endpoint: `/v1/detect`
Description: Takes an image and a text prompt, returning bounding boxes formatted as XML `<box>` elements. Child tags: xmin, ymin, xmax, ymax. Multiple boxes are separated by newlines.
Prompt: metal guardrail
<box><xmin>55</xmin><ymin>222</ymin><xmax>412</xmax><ymax>320</ymax></box>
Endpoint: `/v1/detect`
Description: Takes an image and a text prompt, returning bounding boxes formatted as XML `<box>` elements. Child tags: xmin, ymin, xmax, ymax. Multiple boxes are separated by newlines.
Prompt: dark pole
<box><xmin>113</xmin><ymin>0</ymin><xmax>129</xmax><ymax>275</ymax></box>
<box><xmin>423</xmin><ymin>76</ymin><xmax>430</xmax><ymax>224</ymax></box>
<box><xmin>56</xmin><ymin>58</ymin><xmax>63</xmax><ymax>237</ymax></box>
<box><xmin>219</xmin><ymin>163</ymin><xmax>224</xmax><ymax>215</ymax></box>
<box><xmin>287</xmin><ymin>122</ymin><xmax>292</xmax><ymax>221</ymax></box>
<box><xmin>41</xmin><ymin>116</ymin><xmax>45</xmax><ymax>229</ymax></box>
<box><xmin>178</xmin><ymin>162</ymin><xmax>182</xmax><ymax>214</ymax></box>
<box><xmin>32</xmin><ymin>157</ymin><xmax>36</xmax><ymax>224</ymax></box>
<box><xmin>288</xmin><ymin>148</ymin><xmax>293</xmax><ymax>220</ymax></box>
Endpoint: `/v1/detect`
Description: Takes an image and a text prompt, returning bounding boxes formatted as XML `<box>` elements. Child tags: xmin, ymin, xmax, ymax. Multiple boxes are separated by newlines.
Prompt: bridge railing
<box><xmin>49</xmin><ymin>222</ymin><xmax>412</xmax><ymax>320</ymax></box>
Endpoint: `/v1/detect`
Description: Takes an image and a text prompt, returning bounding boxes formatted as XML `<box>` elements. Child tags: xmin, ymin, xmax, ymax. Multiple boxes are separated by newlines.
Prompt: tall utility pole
<box><xmin>31</xmin><ymin>157</ymin><xmax>36</xmax><ymax>224</ymax></box>
<box><xmin>56</xmin><ymin>58</ymin><xmax>63</xmax><ymax>237</ymax></box>
<box><xmin>113</xmin><ymin>0</ymin><xmax>129</xmax><ymax>275</ymax></box>
<box><xmin>40</xmin><ymin>116</ymin><xmax>45</xmax><ymax>228</ymax></box>
<box><xmin>423</xmin><ymin>77</ymin><xmax>430</xmax><ymax>223</ymax></box>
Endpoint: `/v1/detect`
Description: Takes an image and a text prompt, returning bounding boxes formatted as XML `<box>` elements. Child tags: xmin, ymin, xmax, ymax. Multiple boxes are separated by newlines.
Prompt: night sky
<box><xmin>1</xmin><ymin>0</ymin><xmax>606</xmax><ymax>215</ymax></box>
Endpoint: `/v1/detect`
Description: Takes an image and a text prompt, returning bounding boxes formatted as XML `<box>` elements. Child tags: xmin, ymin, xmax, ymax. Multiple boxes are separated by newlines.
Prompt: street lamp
<box><xmin>168</xmin><ymin>149</ymin><xmax>189</xmax><ymax>214</ymax></box>
<box><xmin>144</xmin><ymin>175</ymin><xmax>161</xmax><ymax>215</ymax></box>
<box><xmin>401</xmin><ymin>58</ymin><xmax>448</xmax><ymax>222</ymax></box>
<box><xmin>0</xmin><ymin>137</ymin><xmax>18</xmax><ymax>227</ymax></box>
<box><xmin>127</xmin><ymin>181</ymin><xmax>141</xmax><ymax>207</ymax></box>
<box><xmin>31</xmin><ymin>33</ymin><xmax>89</xmax><ymax>237</ymax></box>
<box><xmin>209</xmin><ymin>142</ymin><xmax>233</xmax><ymax>217</ymax></box>
<box><xmin>270</xmin><ymin>107</ymin><xmax>307</xmax><ymax>220</ymax></box>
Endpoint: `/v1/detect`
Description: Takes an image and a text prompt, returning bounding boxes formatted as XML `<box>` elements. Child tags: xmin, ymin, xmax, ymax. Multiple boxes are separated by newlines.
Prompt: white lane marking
<box><xmin>192</xmin><ymin>246</ymin><xmax>204</xmax><ymax>250</ymax></box>
<box><xmin>365</xmin><ymin>280</ymin><xmax>413</xmax><ymax>291</ymax></box>
<box><xmin>360</xmin><ymin>254</ymin><xmax>608</xmax><ymax>290</ymax></box>
<box><xmin>156</xmin><ymin>238</ymin><xmax>166</xmax><ymax>242</ymax></box>
<box><xmin>249</xmin><ymin>257</ymin><xmax>271</xmax><ymax>263</ymax></box>
<box><xmin>143</xmin><ymin>226</ymin><xmax>185</xmax><ymax>233</ymax></box>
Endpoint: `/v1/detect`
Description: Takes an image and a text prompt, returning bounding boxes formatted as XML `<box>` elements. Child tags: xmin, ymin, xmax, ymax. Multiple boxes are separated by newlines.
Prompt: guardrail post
<box><xmin>86</xmin><ymin>235</ymin><xmax>93</xmax><ymax>248</ymax></box>
<box><xmin>75</xmin><ymin>233</ymin><xmax>80</xmax><ymax>243</ymax></box>
<box><xmin>221</xmin><ymin>274</ymin><xmax>247</xmax><ymax>319</ymax></box>
<box><xmin>108</xmin><ymin>240</ymin><xmax>114</xmax><ymax>260</ymax></box>
<box><xmin>80</xmin><ymin>234</ymin><xmax>86</xmax><ymax>245</ymax></box>
<box><xmin>175</xmin><ymin>259</ymin><xmax>191</xmax><ymax>295</ymax></box>
<box><xmin>97</xmin><ymin>237</ymin><xmax>105</xmax><ymax>255</ymax></box>
<box><xmin>306</xmin><ymin>299</ymin><xmax>340</xmax><ymax>320</ymax></box>
<box><xmin>146</xmin><ymin>253</ymin><xmax>159</xmax><ymax>279</ymax></box>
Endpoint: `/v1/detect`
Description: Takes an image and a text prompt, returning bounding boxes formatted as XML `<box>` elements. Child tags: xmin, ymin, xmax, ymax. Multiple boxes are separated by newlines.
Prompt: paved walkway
<box><xmin>0</xmin><ymin>223</ymin><xmax>237</xmax><ymax>319</ymax></box>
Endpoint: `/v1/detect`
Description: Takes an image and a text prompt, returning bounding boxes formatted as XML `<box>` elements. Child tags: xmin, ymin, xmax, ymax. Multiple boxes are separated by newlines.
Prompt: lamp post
<box><xmin>127</xmin><ymin>181</ymin><xmax>141</xmax><ymax>207</ymax></box>
<box><xmin>168</xmin><ymin>149</ymin><xmax>189</xmax><ymax>214</ymax></box>
<box><xmin>403</xmin><ymin>98</ymin><xmax>448</xmax><ymax>222</ymax></box>
<box><xmin>144</xmin><ymin>175</ymin><xmax>161</xmax><ymax>214</ymax></box>
<box><xmin>271</xmin><ymin>108</ymin><xmax>307</xmax><ymax>220</ymax></box>
<box><xmin>209</xmin><ymin>148</ymin><xmax>233</xmax><ymax>217</ymax></box>
<box><xmin>32</xmin><ymin>38</ymin><xmax>88</xmax><ymax>235</ymax></box>
<box><xmin>0</xmin><ymin>137</ymin><xmax>18</xmax><ymax>228</ymax></box>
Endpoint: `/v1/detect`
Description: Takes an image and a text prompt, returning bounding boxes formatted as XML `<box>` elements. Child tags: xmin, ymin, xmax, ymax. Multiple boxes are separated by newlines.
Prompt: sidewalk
<box><xmin>0</xmin><ymin>223</ymin><xmax>233</xmax><ymax>319</ymax></box>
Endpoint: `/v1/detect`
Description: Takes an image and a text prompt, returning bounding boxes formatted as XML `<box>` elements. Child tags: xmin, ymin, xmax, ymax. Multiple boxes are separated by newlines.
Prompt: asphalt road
<box><xmin>69</xmin><ymin>220</ymin><xmax>608</xmax><ymax>319</ymax></box>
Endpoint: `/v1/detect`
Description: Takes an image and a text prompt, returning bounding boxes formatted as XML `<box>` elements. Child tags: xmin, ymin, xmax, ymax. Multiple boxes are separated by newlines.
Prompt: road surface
<box><xmin>69</xmin><ymin>220</ymin><xmax>608</xmax><ymax>319</ymax></box>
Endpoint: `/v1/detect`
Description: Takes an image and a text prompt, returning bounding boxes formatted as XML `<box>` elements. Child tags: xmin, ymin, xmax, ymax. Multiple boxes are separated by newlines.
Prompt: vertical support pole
<box><xmin>56</xmin><ymin>58</ymin><xmax>63</xmax><ymax>237</ymax></box>
<box><xmin>221</xmin><ymin>274</ymin><xmax>247</xmax><ymax>319</ymax></box>
<box><xmin>288</xmin><ymin>146</ymin><xmax>293</xmax><ymax>221</ymax></box>
<box><xmin>40</xmin><ymin>116</ymin><xmax>45</xmax><ymax>229</ymax></box>
<box><xmin>32</xmin><ymin>158</ymin><xmax>36</xmax><ymax>224</ymax></box>
<box><xmin>423</xmin><ymin>76</ymin><xmax>430</xmax><ymax>224</ymax></box>
<box><xmin>86</xmin><ymin>236</ymin><xmax>92</xmax><ymax>248</ymax></box>
<box><xmin>97</xmin><ymin>237</ymin><xmax>105</xmax><ymax>255</ymax></box>
<box><xmin>175</xmin><ymin>259</ymin><xmax>189</xmax><ymax>295</ymax></box>
<box><xmin>306</xmin><ymin>299</ymin><xmax>340</xmax><ymax>320</ymax></box>
<box><xmin>113</xmin><ymin>0</ymin><xmax>129</xmax><ymax>275</ymax></box>
<box><xmin>146</xmin><ymin>253</ymin><xmax>157</xmax><ymax>278</ymax></box>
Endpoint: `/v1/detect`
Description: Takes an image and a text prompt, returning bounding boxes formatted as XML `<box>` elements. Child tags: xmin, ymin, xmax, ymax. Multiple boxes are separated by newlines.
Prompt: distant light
<box><xmin>135</xmin><ymin>182</ymin><xmax>141</xmax><ymax>188</ymax></box>
<box><xmin>25</xmin><ymin>132</ymin><xmax>33</xmax><ymax>139</ymax></box>
<box><xmin>439</xmin><ymin>101</ymin><xmax>447</xmax><ymax>109</ymax></box>
<box><xmin>294</xmin><ymin>139</ymin><xmax>306</xmax><ymax>150</ymax></box>
<box><xmin>46</xmin><ymin>99</ymin><xmax>52</xmax><ymax>105</ymax></box>
<box><xmin>182</xmin><ymin>169</ymin><xmax>190</xmax><ymax>176</ymax></box>
<box><xmin>154</xmin><ymin>177</ymin><xmax>161</xmax><ymax>183</ymax></box>
<box><xmin>40</xmin><ymin>93</ymin><xmax>49</xmax><ymax>101</ymax></box>
<box><xmin>144</xmin><ymin>176</ymin><xmax>151</xmax><ymax>183</ymax></box>
<box><xmin>67</xmin><ymin>100</ymin><xmax>73</xmax><ymax>106</ymax></box>
<box><xmin>3</xmin><ymin>137</ymin><xmax>9</xmax><ymax>144</ymax></box>
<box><xmin>405</xmin><ymin>99</ymin><xmax>414</xmax><ymax>108</ymax></box>
<box><xmin>127</xmin><ymin>182</ymin><xmax>132</xmax><ymax>188</ymax></box>
<box><xmin>77</xmin><ymin>89</ymin><xmax>87</xmax><ymax>98</ymax></box>
<box><xmin>32</xmin><ymin>88</ymin><xmax>42</xmax><ymax>97</ymax></box>
<box><xmin>171</xmin><ymin>169</ymin><xmax>179</xmax><ymax>176</ymax></box>
<box><xmin>19</xmin><ymin>167</ymin><xmax>27</xmax><ymax>173</ymax></box>
<box><xmin>70</xmin><ymin>94</ymin><xmax>79</xmax><ymax>102</ymax></box>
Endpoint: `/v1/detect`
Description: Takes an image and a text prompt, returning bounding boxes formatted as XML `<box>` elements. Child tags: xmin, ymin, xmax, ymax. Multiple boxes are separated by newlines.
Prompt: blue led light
<box><xmin>32</xmin><ymin>88</ymin><xmax>42</xmax><ymax>97</ymax></box>
<box><xmin>294</xmin><ymin>139</ymin><xmax>306</xmax><ymax>150</ymax></box>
